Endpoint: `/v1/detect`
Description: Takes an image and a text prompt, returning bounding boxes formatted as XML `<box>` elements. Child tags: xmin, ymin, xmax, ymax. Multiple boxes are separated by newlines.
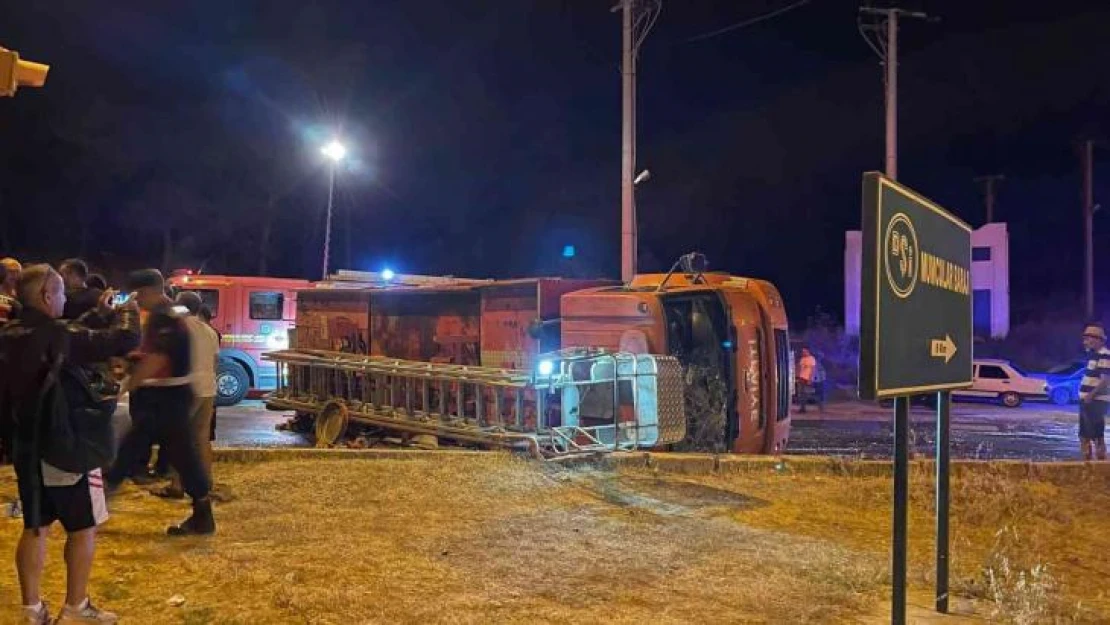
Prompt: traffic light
<box><xmin>0</xmin><ymin>46</ymin><xmax>49</xmax><ymax>97</ymax></box>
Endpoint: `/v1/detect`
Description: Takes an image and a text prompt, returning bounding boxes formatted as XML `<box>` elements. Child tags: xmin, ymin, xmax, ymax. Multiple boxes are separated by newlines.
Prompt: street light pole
<box><xmin>319</xmin><ymin>139</ymin><xmax>347</xmax><ymax>281</ymax></box>
<box><xmin>323</xmin><ymin>163</ymin><xmax>336</xmax><ymax>281</ymax></box>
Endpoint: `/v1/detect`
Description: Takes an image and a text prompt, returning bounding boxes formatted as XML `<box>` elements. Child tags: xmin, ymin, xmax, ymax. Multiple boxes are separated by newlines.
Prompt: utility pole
<box><xmin>614</xmin><ymin>0</ymin><xmax>660</xmax><ymax>283</ymax></box>
<box><xmin>620</xmin><ymin>0</ymin><xmax>636</xmax><ymax>283</ymax></box>
<box><xmin>885</xmin><ymin>11</ymin><xmax>898</xmax><ymax>179</ymax></box>
<box><xmin>859</xmin><ymin>6</ymin><xmax>931</xmax><ymax>181</ymax></box>
<box><xmin>974</xmin><ymin>174</ymin><xmax>1005</xmax><ymax>224</ymax></box>
<box><xmin>1082</xmin><ymin>139</ymin><xmax>1095</xmax><ymax>320</ymax></box>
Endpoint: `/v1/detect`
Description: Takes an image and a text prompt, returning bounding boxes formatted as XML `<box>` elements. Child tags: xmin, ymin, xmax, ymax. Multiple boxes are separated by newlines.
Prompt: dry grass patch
<box><xmin>0</xmin><ymin>455</ymin><xmax>1097</xmax><ymax>623</ymax></box>
<box><xmin>635</xmin><ymin>462</ymin><xmax>1110</xmax><ymax>623</ymax></box>
<box><xmin>0</xmin><ymin>455</ymin><xmax>898</xmax><ymax>624</ymax></box>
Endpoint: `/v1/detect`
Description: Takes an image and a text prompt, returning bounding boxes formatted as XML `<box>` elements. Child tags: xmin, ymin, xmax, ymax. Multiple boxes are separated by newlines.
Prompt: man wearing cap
<box><xmin>152</xmin><ymin>291</ymin><xmax>219</xmax><ymax>499</ymax></box>
<box><xmin>1079</xmin><ymin>323</ymin><xmax>1110</xmax><ymax>460</ymax></box>
<box><xmin>105</xmin><ymin>269</ymin><xmax>215</xmax><ymax>535</ymax></box>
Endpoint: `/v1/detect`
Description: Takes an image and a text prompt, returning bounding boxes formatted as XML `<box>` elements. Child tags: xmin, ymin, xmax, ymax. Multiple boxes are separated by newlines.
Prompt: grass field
<box><xmin>0</xmin><ymin>453</ymin><xmax>1103</xmax><ymax>623</ymax></box>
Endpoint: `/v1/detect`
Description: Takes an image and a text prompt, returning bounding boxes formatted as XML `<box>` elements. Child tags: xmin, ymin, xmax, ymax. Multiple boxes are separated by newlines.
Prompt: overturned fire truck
<box><xmin>264</xmin><ymin>255</ymin><xmax>792</xmax><ymax>458</ymax></box>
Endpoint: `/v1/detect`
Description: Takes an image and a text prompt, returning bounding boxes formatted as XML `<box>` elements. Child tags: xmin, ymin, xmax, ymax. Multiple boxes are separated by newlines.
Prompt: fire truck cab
<box><xmin>559</xmin><ymin>271</ymin><xmax>792</xmax><ymax>454</ymax></box>
<box><xmin>167</xmin><ymin>272</ymin><xmax>312</xmax><ymax>406</ymax></box>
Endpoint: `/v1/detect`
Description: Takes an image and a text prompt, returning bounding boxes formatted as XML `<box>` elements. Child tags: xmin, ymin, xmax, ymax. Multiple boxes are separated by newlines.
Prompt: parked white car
<box><xmin>953</xmin><ymin>359</ymin><xmax>1048</xmax><ymax>408</ymax></box>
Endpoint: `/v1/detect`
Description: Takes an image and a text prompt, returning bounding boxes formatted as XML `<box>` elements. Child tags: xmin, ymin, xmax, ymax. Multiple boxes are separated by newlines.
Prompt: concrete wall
<box><xmin>845</xmin><ymin>223</ymin><xmax>1009</xmax><ymax>338</ymax></box>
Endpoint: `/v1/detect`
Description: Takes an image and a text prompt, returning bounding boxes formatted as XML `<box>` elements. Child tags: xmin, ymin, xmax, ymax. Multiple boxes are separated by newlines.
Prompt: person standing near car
<box><xmin>1078</xmin><ymin>324</ymin><xmax>1110</xmax><ymax>461</ymax></box>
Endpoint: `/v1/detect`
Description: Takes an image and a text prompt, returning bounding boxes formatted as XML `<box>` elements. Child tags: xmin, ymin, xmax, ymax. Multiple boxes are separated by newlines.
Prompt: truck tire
<box><xmin>216</xmin><ymin>359</ymin><xmax>250</xmax><ymax>407</ymax></box>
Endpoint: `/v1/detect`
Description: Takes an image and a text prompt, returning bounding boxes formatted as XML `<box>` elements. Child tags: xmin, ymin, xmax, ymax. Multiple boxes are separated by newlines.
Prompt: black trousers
<box><xmin>108</xmin><ymin>386</ymin><xmax>210</xmax><ymax>500</ymax></box>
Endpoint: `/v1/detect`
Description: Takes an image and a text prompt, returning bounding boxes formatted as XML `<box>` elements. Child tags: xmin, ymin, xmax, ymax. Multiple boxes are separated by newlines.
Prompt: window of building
<box><xmin>972</xmin><ymin>246</ymin><xmax>992</xmax><ymax>262</ymax></box>
<box><xmin>249</xmin><ymin>291</ymin><xmax>284</xmax><ymax>320</ymax></box>
<box><xmin>973</xmin><ymin>289</ymin><xmax>991</xmax><ymax>337</ymax></box>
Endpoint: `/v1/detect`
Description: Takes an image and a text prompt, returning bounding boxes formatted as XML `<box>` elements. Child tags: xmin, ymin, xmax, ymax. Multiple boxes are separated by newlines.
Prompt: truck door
<box><xmin>721</xmin><ymin>291</ymin><xmax>767</xmax><ymax>454</ymax></box>
<box><xmin>195</xmin><ymin>286</ymin><xmax>236</xmax><ymax>342</ymax></box>
<box><xmin>242</xmin><ymin>287</ymin><xmax>287</xmax><ymax>390</ymax></box>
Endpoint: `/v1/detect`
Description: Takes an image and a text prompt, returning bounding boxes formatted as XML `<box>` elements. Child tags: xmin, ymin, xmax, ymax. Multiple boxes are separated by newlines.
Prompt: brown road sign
<box><xmin>859</xmin><ymin>172</ymin><xmax>973</xmax><ymax>399</ymax></box>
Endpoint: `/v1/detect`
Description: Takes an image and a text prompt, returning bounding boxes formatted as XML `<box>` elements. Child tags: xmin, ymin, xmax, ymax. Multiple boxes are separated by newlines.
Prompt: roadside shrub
<box><xmin>798</xmin><ymin>311</ymin><xmax>859</xmax><ymax>391</ymax></box>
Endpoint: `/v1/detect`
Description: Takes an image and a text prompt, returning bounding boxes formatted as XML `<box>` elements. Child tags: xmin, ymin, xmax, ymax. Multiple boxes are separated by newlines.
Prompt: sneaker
<box><xmin>21</xmin><ymin>602</ymin><xmax>49</xmax><ymax>625</ymax></box>
<box><xmin>55</xmin><ymin>599</ymin><xmax>117</xmax><ymax>624</ymax></box>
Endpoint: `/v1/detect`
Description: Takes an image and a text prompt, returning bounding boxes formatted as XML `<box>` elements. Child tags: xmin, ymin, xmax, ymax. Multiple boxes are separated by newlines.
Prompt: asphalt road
<box><xmin>121</xmin><ymin>398</ymin><xmax>1088</xmax><ymax>462</ymax></box>
<box><xmin>789</xmin><ymin>400</ymin><xmax>1082</xmax><ymax>461</ymax></box>
<box><xmin>115</xmin><ymin>398</ymin><xmax>308</xmax><ymax>449</ymax></box>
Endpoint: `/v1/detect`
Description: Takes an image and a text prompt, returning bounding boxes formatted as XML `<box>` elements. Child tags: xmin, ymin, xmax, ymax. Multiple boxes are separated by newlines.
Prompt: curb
<box><xmin>212</xmin><ymin>447</ymin><xmax>493</xmax><ymax>464</ymax></box>
<box><xmin>608</xmin><ymin>452</ymin><xmax>1110</xmax><ymax>483</ymax></box>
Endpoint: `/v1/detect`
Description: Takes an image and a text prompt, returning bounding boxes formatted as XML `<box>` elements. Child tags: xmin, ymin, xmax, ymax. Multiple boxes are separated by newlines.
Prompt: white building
<box><xmin>844</xmin><ymin>222</ymin><xmax>1010</xmax><ymax>338</ymax></box>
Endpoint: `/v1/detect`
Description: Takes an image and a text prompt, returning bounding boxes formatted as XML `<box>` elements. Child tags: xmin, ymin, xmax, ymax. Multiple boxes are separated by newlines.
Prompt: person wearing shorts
<box><xmin>1078</xmin><ymin>324</ymin><xmax>1110</xmax><ymax>461</ymax></box>
<box><xmin>0</xmin><ymin>264</ymin><xmax>138</xmax><ymax>624</ymax></box>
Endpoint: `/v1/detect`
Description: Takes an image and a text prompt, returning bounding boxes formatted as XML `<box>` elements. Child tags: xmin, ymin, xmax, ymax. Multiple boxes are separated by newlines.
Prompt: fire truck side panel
<box><xmin>480</xmin><ymin>282</ymin><xmax>539</xmax><ymax>371</ymax></box>
<box><xmin>370</xmin><ymin>289</ymin><xmax>481</xmax><ymax>365</ymax></box>
<box><xmin>294</xmin><ymin>290</ymin><xmax>371</xmax><ymax>354</ymax></box>
<box><xmin>479</xmin><ymin>279</ymin><xmax>615</xmax><ymax>371</ymax></box>
<box><xmin>559</xmin><ymin>288</ymin><xmax>667</xmax><ymax>354</ymax></box>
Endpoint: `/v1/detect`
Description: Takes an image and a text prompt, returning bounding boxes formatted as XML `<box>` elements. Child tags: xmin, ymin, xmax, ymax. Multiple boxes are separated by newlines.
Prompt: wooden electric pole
<box><xmin>974</xmin><ymin>174</ymin><xmax>1005</xmax><ymax>224</ymax></box>
<box><xmin>859</xmin><ymin>6</ymin><xmax>930</xmax><ymax>181</ymax></box>
<box><xmin>619</xmin><ymin>0</ymin><xmax>636</xmax><ymax>283</ymax></box>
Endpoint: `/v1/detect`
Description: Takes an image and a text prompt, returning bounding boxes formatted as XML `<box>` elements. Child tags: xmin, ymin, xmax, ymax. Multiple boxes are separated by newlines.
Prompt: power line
<box><xmin>685</xmin><ymin>0</ymin><xmax>811</xmax><ymax>43</ymax></box>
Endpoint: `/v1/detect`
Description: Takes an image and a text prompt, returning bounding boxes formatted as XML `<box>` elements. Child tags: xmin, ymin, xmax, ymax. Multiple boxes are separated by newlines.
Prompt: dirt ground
<box><xmin>0</xmin><ymin>454</ymin><xmax>1103</xmax><ymax>624</ymax></box>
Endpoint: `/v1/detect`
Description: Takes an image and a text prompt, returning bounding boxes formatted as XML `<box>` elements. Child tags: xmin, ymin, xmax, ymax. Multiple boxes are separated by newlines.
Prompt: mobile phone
<box><xmin>112</xmin><ymin>292</ymin><xmax>134</xmax><ymax>307</ymax></box>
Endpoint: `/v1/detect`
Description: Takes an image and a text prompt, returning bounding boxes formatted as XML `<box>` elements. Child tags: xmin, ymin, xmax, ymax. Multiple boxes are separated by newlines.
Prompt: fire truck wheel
<box><xmin>315</xmin><ymin>400</ymin><xmax>349</xmax><ymax>448</ymax></box>
<box><xmin>216</xmin><ymin>360</ymin><xmax>250</xmax><ymax>407</ymax></box>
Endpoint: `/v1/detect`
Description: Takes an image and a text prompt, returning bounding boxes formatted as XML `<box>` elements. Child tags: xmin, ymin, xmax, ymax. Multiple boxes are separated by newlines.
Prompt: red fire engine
<box><xmin>167</xmin><ymin>271</ymin><xmax>311</xmax><ymax>405</ymax></box>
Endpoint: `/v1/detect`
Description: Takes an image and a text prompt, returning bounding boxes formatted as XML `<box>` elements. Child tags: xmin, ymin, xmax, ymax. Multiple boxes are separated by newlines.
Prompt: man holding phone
<box><xmin>59</xmin><ymin>259</ymin><xmax>103</xmax><ymax>321</ymax></box>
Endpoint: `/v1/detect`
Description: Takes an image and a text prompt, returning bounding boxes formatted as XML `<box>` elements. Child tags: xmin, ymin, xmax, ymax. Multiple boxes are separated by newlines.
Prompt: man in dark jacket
<box><xmin>0</xmin><ymin>264</ymin><xmax>139</xmax><ymax>625</ymax></box>
<box><xmin>59</xmin><ymin>259</ymin><xmax>104</xmax><ymax>321</ymax></box>
<box><xmin>106</xmin><ymin>269</ymin><xmax>215</xmax><ymax>537</ymax></box>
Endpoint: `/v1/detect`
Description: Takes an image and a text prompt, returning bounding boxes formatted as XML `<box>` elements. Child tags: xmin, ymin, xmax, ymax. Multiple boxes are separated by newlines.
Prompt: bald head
<box><xmin>17</xmin><ymin>264</ymin><xmax>65</xmax><ymax>318</ymax></box>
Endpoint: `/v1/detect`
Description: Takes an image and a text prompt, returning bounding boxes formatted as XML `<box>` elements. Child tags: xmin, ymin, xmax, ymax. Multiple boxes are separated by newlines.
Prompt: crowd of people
<box><xmin>0</xmin><ymin>258</ymin><xmax>220</xmax><ymax>624</ymax></box>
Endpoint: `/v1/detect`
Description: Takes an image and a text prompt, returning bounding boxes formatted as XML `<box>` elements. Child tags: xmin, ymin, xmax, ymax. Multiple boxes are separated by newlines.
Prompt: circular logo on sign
<box><xmin>883</xmin><ymin>212</ymin><xmax>918</xmax><ymax>299</ymax></box>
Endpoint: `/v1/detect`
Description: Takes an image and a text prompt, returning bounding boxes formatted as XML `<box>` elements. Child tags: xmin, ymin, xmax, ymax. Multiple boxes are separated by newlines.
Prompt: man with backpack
<box><xmin>0</xmin><ymin>264</ymin><xmax>139</xmax><ymax>625</ymax></box>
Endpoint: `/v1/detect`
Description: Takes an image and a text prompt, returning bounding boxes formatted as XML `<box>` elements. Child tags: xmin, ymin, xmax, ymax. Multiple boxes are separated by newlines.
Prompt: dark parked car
<box><xmin>1030</xmin><ymin>360</ymin><xmax>1087</xmax><ymax>406</ymax></box>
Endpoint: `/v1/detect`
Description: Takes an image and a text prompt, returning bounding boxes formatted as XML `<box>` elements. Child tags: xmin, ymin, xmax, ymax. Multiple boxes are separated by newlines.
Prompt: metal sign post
<box><xmin>858</xmin><ymin>172</ymin><xmax>972</xmax><ymax>622</ymax></box>
<box><xmin>892</xmin><ymin>396</ymin><xmax>910</xmax><ymax>622</ymax></box>
<box><xmin>935</xmin><ymin>390</ymin><xmax>951</xmax><ymax>613</ymax></box>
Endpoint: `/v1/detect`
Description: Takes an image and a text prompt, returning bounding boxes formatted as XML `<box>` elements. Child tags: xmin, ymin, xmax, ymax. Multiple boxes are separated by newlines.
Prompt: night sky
<box><xmin>3</xmin><ymin>1</ymin><xmax>1110</xmax><ymax>326</ymax></box>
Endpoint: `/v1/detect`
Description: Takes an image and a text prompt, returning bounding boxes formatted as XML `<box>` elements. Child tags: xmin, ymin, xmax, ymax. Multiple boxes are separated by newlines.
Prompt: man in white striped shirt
<box><xmin>1078</xmin><ymin>324</ymin><xmax>1110</xmax><ymax>460</ymax></box>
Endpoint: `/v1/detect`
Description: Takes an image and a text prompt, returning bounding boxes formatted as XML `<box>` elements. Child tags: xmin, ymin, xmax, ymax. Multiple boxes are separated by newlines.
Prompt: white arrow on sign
<box><xmin>929</xmin><ymin>335</ymin><xmax>957</xmax><ymax>364</ymax></box>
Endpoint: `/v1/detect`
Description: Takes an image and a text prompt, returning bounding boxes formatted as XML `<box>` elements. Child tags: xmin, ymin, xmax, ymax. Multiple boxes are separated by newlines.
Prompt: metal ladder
<box><xmin>264</xmin><ymin>348</ymin><xmax>687</xmax><ymax>459</ymax></box>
